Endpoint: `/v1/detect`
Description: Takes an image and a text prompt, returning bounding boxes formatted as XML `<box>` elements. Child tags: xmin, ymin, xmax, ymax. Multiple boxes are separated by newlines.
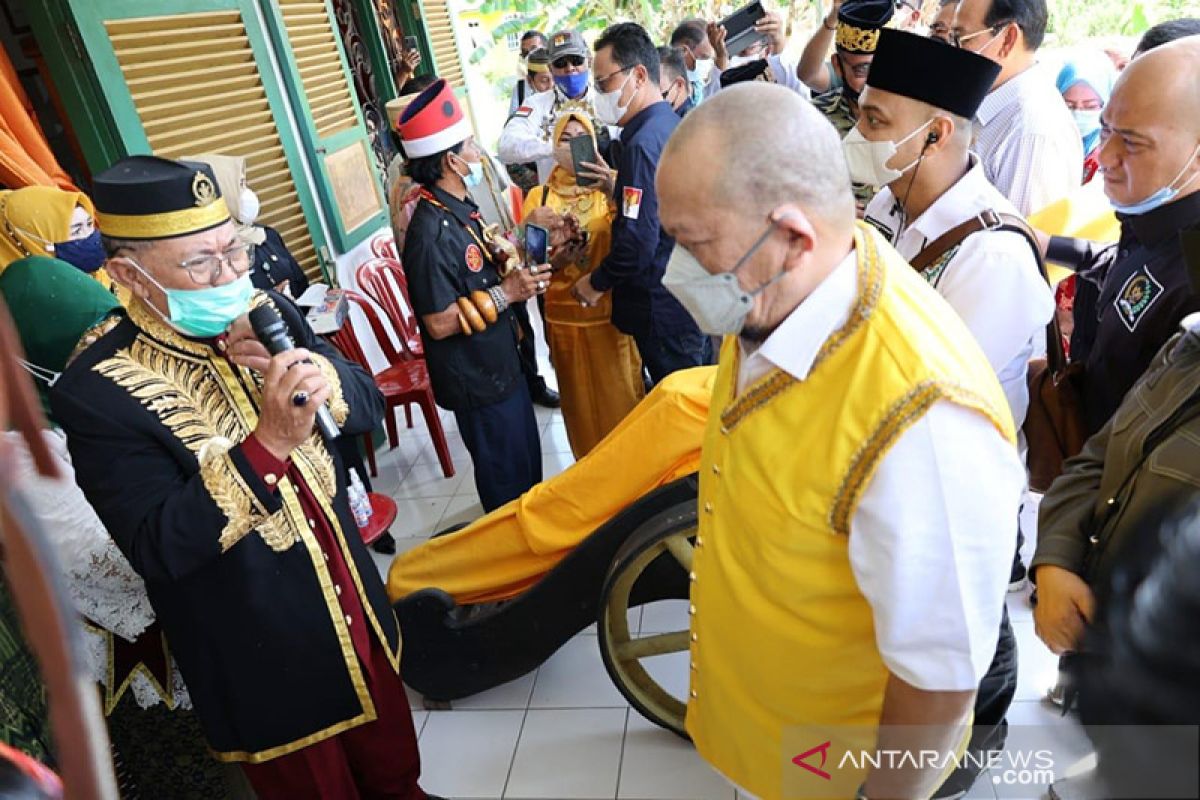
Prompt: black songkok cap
<box><xmin>719</xmin><ymin>59</ymin><xmax>772</xmax><ymax>88</ymax></box>
<box><xmin>866</xmin><ymin>29</ymin><xmax>1003</xmax><ymax>119</ymax></box>
<box><xmin>93</xmin><ymin>155</ymin><xmax>230</xmax><ymax>241</ymax></box>
<box><xmin>837</xmin><ymin>0</ymin><xmax>894</xmax><ymax>53</ymax></box>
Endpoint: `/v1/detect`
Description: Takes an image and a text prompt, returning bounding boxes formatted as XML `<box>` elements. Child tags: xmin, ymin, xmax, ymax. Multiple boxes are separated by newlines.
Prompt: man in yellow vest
<box><xmin>658</xmin><ymin>83</ymin><xmax>1026</xmax><ymax>800</ymax></box>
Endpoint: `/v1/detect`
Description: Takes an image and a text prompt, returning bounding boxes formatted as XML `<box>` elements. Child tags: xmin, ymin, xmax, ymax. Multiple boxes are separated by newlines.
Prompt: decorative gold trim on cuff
<box><xmin>200</xmin><ymin>441</ymin><xmax>268</xmax><ymax>552</ymax></box>
<box><xmin>836</xmin><ymin>23</ymin><xmax>881</xmax><ymax>53</ymax></box>
<box><xmin>96</xmin><ymin>201</ymin><xmax>230</xmax><ymax>240</ymax></box>
<box><xmin>311</xmin><ymin>353</ymin><xmax>349</xmax><ymax>425</ymax></box>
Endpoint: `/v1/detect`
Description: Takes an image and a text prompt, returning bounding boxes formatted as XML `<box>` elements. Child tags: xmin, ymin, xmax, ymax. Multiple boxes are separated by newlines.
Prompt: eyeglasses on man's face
<box><xmin>951</xmin><ymin>20</ymin><xmax>1010</xmax><ymax>48</ymax></box>
<box><xmin>178</xmin><ymin>242</ymin><xmax>255</xmax><ymax>286</ymax></box>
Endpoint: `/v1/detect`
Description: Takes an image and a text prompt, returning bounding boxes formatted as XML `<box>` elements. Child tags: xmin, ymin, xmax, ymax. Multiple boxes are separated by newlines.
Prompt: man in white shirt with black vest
<box><xmin>952</xmin><ymin>0</ymin><xmax>1082</xmax><ymax>215</ymax></box>
<box><xmin>855</xmin><ymin>29</ymin><xmax>1054</xmax><ymax>799</ymax></box>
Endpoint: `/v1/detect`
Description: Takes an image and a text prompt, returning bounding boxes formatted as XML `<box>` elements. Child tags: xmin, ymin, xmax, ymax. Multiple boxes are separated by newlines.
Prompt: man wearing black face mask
<box><xmin>812</xmin><ymin>0</ymin><xmax>893</xmax><ymax>216</ymax></box>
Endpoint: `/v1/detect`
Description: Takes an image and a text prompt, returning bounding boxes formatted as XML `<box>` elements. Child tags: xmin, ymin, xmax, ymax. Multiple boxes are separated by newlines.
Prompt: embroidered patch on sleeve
<box><xmin>1114</xmin><ymin>266</ymin><xmax>1165</xmax><ymax>332</ymax></box>
<box><xmin>623</xmin><ymin>187</ymin><xmax>643</xmax><ymax>220</ymax></box>
<box><xmin>514</xmin><ymin>106</ymin><xmax>533</xmax><ymax>118</ymax></box>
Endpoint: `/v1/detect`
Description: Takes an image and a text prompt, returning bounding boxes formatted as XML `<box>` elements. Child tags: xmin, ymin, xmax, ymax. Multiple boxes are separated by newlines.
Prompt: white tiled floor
<box><xmin>369</xmin><ymin>339</ymin><xmax>1086</xmax><ymax>800</ymax></box>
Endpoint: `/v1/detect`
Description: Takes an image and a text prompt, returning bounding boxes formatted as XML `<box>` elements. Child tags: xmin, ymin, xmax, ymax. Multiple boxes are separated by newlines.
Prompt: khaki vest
<box><xmin>685</xmin><ymin>224</ymin><xmax>1015</xmax><ymax>800</ymax></box>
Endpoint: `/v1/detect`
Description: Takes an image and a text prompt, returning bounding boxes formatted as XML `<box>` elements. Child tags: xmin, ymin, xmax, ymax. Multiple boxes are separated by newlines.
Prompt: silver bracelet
<box><xmin>488</xmin><ymin>285</ymin><xmax>509</xmax><ymax>314</ymax></box>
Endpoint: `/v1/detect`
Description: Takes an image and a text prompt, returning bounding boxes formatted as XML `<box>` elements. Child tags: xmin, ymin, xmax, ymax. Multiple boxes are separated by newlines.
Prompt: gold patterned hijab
<box><xmin>0</xmin><ymin>186</ymin><xmax>97</xmax><ymax>271</ymax></box>
<box><xmin>548</xmin><ymin>112</ymin><xmax>600</xmax><ymax>199</ymax></box>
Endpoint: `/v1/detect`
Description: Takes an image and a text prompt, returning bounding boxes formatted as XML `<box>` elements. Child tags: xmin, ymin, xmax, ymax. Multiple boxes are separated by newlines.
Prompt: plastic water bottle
<box><xmin>348</xmin><ymin>469</ymin><xmax>373</xmax><ymax>529</ymax></box>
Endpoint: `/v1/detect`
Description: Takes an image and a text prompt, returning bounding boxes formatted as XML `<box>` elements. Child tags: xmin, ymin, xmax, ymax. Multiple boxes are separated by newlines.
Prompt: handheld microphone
<box><xmin>248</xmin><ymin>305</ymin><xmax>341</xmax><ymax>442</ymax></box>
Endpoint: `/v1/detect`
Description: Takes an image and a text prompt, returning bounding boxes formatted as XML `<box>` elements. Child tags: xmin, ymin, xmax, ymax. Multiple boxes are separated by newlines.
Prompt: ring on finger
<box><xmin>292</xmin><ymin>390</ymin><xmax>310</xmax><ymax>407</ymax></box>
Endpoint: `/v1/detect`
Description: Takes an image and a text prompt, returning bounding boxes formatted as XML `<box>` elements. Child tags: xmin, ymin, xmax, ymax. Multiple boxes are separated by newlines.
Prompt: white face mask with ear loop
<box><xmin>18</xmin><ymin>359</ymin><xmax>60</xmax><ymax>388</ymax></box>
<box><xmin>841</xmin><ymin>118</ymin><xmax>937</xmax><ymax>187</ymax></box>
<box><xmin>663</xmin><ymin>214</ymin><xmax>800</xmax><ymax>336</ymax></box>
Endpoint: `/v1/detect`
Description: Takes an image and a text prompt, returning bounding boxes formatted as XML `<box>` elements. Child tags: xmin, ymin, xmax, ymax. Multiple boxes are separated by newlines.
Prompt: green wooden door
<box><xmin>260</xmin><ymin>0</ymin><xmax>389</xmax><ymax>254</ymax></box>
<box><xmin>28</xmin><ymin>0</ymin><xmax>390</xmax><ymax>277</ymax></box>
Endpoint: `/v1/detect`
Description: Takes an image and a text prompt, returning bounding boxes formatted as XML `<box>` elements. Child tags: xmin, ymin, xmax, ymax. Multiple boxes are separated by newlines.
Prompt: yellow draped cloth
<box><xmin>0</xmin><ymin>47</ymin><xmax>76</xmax><ymax>192</ymax></box>
<box><xmin>387</xmin><ymin>365</ymin><xmax>716</xmax><ymax>605</ymax></box>
<box><xmin>523</xmin><ymin>112</ymin><xmax>644</xmax><ymax>459</ymax></box>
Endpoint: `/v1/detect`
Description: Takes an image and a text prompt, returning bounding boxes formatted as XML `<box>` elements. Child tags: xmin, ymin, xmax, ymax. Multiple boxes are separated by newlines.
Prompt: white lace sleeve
<box><xmin>7</xmin><ymin>430</ymin><xmax>156</xmax><ymax>642</ymax></box>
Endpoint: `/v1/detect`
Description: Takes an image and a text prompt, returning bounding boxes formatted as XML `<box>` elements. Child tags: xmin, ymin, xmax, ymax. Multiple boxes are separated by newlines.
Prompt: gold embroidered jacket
<box><xmin>50</xmin><ymin>292</ymin><xmax>394</xmax><ymax>761</ymax></box>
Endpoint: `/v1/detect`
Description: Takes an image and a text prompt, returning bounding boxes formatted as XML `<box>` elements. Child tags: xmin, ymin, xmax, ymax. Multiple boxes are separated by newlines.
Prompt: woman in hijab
<box><xmin>189</xmin><ymin>154</ymin><xmax>310</xmax><ymax>297</ymax></box>
<box><xmin>0</xmin><ymin>186</ymin><xmax>109</xmax><ymax>283</ymax></box>
<box><xmin>1057</xmin><ymin>50</ymin><xmax>1117</xmax><ymax>185</ymax></box>
<box><xmin>0</xmin><ymin>260</ymin><xmax>253</xmax><ymax>798</ymax></box>
<box><xmin>523</xmin><ymin>111</ymin><xmax>644</xmax><ymax>459</ymax></box>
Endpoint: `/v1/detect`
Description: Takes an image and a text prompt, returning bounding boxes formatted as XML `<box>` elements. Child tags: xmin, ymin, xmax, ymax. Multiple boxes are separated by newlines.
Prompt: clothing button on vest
<box><xmin>263</xmin><ymin>473</ymin><xmax>278</xmax><ymax>486</ymax></box>
<box><xmin>711</xmin><ymin>464</ymin><xmax>720</xmax><ymax>475</ymax></box>
<box><xmin>335</xmin><ymin>585</ymin><xmax>343</xmax><ymax>597</ymax></box>
<box><xmin>695</xmin><ymin>536</ymin><xmax>704</xmax><ymax>547</ymax></box>
<box><xmin>689</xmin><ymin>571</ymin><xmax>697</xmax><ymax>582</ymax></box>
<box><xmin>308</xmin><ymin>518</ymin><xmax>316</xmax><ymax>528</ymax></box>
<box><xmin>323</xmin><ymin>551</ymin><xmax>330</xmax><ymax>562</ymax></box>
<box><xmin>690</xmin><ymin>689</ymin><xmax>698</xmax><ymax>698</ymax></box>
<box><xmin>344</xmin><ymin>614</ymin><xmax>352</xmax><ymax>626</ymax></box>
<box><xmin>689</xmin><ymin>604</ymin><xmax>697</xmax><ymax>615</ymax></box>
<box><xmin>691</xmin><ymin>632</ymin><xmax>699</xmax><ymax>642</ymax></box>
<box><xmin>703</xmin><ymin>502</ymin><xmax>713</xmax><ymax>513</ymax></box>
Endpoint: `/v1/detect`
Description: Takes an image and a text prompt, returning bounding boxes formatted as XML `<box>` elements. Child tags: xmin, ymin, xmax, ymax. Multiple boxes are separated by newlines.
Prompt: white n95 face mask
<box><xmin>663</xmin><ymin>223</ymin><xmax>786</xmax><ymax>336</ymax></box>
<box><xmin>841</xmin><ymin>119</ymin><xmax>934</xmax><ymax>187</ymax></box>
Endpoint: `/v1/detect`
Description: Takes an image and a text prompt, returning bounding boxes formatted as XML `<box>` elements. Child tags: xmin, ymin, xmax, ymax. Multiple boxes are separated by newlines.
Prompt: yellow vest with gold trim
<box><xmin>684</xmin><ymin>224</ymin><xmax>1015</xmax><ymax>800</ymax></box>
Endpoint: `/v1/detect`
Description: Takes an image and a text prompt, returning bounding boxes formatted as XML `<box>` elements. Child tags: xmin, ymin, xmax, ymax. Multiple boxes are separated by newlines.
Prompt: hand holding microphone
<box><xmin>228</xmin><ymin>306</ymin><xmax>341</xmax><ymax>461</ymax></box>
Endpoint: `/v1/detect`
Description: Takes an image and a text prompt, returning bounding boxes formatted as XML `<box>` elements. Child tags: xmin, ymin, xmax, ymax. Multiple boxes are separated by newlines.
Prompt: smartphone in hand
<box><xmin>525</xmin><ymin>223</ymin><xmax>549</xmax><ymax>268</ymax></box>
<box><xmin>404</xmin><ymin>35</ymin><xmax>419</xmax><ymax>52</ymax></box>
<box><xmin>720</xmin><ymin>1</ymin><xmax>768</xmax><ymax>57</ymax></box>
<box><xmin>570</xmin><ymin>135</ymin><xmax>599</xmax><ymax>187</ymax></box>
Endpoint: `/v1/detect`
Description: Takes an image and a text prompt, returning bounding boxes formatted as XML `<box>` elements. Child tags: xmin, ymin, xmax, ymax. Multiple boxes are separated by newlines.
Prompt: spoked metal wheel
<box><xmin>597</xmin><ymin>495</ymin><xmax>697</xmax><ymax>738</ymax></box>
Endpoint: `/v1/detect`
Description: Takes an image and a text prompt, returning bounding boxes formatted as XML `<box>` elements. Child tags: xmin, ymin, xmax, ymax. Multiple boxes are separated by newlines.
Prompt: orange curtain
<box><xmin>0</xmin><ymin>46</ymin><xmax>75</xmax><ymax>191</ymax></box>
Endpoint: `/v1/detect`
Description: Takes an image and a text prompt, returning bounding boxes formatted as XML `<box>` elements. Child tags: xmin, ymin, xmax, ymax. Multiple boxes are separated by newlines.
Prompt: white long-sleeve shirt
<box><xmin>864</xmin><ymin>157</ymin><xmax>1056</xmax><ymax>429</ymax></box>
<box><xmin>975</xmin><ymin>62</ymin><xmax>1083</xmax><ymax>216</ymax></box>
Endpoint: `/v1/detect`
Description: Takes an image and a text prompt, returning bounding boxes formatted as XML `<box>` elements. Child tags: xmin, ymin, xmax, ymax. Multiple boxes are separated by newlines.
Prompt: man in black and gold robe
<box><xmin>51</xmin><ymin>156</ymin><xmax>441</xmax><ymax>800</ymax></box>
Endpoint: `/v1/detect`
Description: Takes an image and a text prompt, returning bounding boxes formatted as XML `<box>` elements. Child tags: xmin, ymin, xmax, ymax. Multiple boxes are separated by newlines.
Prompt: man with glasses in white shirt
<box><xmin>951</xmin><ymin>0</ymin><xmax>1082</xmax><ymax>215</ymax></box>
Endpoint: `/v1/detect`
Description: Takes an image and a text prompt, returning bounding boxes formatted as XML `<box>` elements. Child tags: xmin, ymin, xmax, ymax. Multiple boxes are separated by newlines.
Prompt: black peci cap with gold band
<box><xmin>836</xmin><ymin>0</ymin><xmax>895</xmax><ymax>54</ymax></box>
<box><xmin>93</xmin><ymin>155</ymin><xmax>231</xmax><ymax>241</ymax></box>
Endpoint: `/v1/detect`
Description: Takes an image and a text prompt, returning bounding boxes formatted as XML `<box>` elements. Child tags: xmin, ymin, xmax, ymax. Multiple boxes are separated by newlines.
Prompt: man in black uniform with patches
<box><xmin>1044</xmin><ymin>35</ymin><xmax>1200</xmax><ymax>437</ymax></box>
<box><xmin>399</xmin><ymin>79</ymin><xmax>546</xmax><ymax>512</ymax></box>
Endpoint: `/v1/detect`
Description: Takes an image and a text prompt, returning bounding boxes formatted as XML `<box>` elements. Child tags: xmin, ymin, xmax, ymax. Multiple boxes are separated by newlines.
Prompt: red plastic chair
<box><xmin>329</xmin><ymin>291</ymin><xmax>456</xmax><ymax>478</ymax></box>
<box><xmin>356</xmin><ymin>258</ymin><xmax>424</xmax><ymax>360</ymax></box>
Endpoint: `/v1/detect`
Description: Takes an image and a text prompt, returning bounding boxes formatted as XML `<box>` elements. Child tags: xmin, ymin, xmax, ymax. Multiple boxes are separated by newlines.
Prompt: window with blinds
<box><xmin>422</xmin><ymin>0</ymin><xmax>464</xmax><ymax>90</ymax></box>
<box><xmin>276</xmin><ymin>0</ymin><xmax>358</xmax><ymax>140</ymax></box>
<box><xmin>103</xmin><ymin>10</ymin><xmax>319</xmax><ymax>278</ymax></box>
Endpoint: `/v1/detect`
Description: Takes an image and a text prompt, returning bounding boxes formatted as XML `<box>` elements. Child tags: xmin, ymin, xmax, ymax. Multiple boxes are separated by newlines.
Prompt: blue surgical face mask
<box><xmin>1110</xmin><ymin>143</ymin><xmax>1200</xmax><ymax>216</ymax></box>
<box><xmin>554</xmin><ymin>70</ymin><xmax>590</xmax><ymax>99</ymax></box>
<box><xmin>53</xmin><ymin>230</ymin><xmax>107</xmax><ymax>273</ymax></box>
<box><xmin>1071</xmin><ymin>109</ymin><xmax>1102</xmax><ymax>141</ymax></box>
<box><xmin>129</xmin><ymin>258</ymin><xmax>254</xmax><ymax>338</ymax></box>
<box><xmin>453</xmin><ymin>154</ymin><xmax>484</xmax><ymax>188</ymax></box>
